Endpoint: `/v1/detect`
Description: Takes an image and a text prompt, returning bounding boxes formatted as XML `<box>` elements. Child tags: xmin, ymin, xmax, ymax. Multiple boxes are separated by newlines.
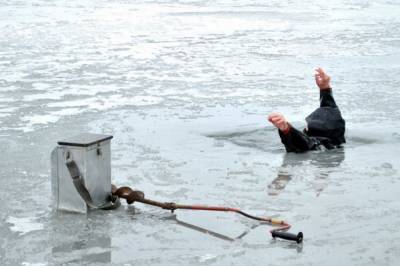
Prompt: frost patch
<box><xmin>6</xmin><ymin>216</ymin><xmax>44</xmax><ymax>236</ymax></box>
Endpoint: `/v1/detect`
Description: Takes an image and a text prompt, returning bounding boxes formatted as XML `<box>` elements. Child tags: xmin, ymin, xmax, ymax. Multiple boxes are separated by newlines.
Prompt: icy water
<box><xmin>1</xmin><ymin>0</ymin><xmax>400</xmax><ymax>265</ymax></box>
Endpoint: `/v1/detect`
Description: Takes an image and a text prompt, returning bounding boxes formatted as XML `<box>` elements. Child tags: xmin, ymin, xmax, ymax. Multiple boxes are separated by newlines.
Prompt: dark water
<box><xmin>1</xmin><ymin>0</ymin><xmax>400</xmax><ymax>265</ymax></box>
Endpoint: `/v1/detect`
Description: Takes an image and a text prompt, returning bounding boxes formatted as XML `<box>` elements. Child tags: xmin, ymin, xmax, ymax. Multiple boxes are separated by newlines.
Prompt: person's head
<box><xmin>305</xmin><ymin>107</ymin><xmax>345</xmax><ymax>145</ymax></box>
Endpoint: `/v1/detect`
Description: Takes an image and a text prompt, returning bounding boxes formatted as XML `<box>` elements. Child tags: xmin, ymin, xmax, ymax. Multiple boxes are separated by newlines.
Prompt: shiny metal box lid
<box><xmin>57</xmin><ymin>133</ymin><xmax>113</xmax><ymax>147</ymax></box>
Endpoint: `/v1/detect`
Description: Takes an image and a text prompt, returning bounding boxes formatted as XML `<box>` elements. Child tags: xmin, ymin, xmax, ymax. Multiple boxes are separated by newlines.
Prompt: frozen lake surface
<box><xmin>1</xmin><ymin>0</ymin><xmax>400</xmax><ymax>265</ymax></box>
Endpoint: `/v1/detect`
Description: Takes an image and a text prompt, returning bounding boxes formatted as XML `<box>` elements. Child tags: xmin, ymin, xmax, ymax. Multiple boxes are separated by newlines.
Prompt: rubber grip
<box><xmin>271</xmin><ymin>231</ymin><xmax>303</xmax><ymax>243</ymax></box>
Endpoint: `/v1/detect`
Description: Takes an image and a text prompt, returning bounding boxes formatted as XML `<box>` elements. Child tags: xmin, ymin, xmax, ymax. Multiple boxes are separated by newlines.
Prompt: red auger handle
<box><xmin>271</xmin><ymin>231</ymin><xmax>303</xmax><ymax>243</ymax></box>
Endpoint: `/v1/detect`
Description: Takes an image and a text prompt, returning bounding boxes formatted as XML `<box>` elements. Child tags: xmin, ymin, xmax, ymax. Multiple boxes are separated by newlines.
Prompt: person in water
<box><xmin>268</xmin><ymin>68</ymin><xmax>345</xmax><ymax>153</ymax></box>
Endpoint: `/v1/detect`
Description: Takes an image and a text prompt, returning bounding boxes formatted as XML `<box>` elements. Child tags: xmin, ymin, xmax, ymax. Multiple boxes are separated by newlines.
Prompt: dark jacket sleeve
<box><xmin>278</xmin><ymin>125</ymin><xmax>319</xmax><ymax>153</ymax></box>
<box><xmin>320</xmin><ymin>88</ymin><xmax>337</xmax><ymax>108</ymax></box>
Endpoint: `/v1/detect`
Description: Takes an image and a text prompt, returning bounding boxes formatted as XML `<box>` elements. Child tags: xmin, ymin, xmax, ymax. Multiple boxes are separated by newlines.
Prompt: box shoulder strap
<box><xmin>65</xmin><ymin>159</ymin><xmax>120</xmax><ymax>210</ymax></box>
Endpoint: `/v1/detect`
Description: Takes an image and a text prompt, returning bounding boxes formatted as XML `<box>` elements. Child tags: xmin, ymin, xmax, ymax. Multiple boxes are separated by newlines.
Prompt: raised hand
<box><xmin>268</xmin><ymin>113</ymin><xmax>289</xmax><ymax>131</ymax></box>
<box><xmin>315</xmin><ymin>67</ymin><xmax>331</xmax><ymax>90</ymax></box>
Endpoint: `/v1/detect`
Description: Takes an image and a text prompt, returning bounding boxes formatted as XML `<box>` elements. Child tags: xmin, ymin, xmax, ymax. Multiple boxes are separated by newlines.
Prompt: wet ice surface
<box><xmin>1</xmin><ymin>0</ymin><xmax>400</xmax><ymax>265</ymax></box>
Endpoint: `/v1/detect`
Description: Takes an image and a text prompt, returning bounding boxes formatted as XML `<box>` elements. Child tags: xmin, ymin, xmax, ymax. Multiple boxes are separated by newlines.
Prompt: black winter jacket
<box><xmin>278</xmin><ymin>89</ymin><xmax>346</xmax><ymax>153</ymax></box>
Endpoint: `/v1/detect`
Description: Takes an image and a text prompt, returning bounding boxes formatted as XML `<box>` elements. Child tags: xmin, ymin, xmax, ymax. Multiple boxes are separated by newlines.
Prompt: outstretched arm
<box><xmin>268</xmin><ymin>113</ymin><xmax>318</xmax><ymax>152</ymax></box>
<box><xmin>315</xmin><ymin>68</ymin><xmax>337</xmax><ymax>108</ymax></box>
<box><xmin>278</xmin><ymin>126</ymin><xmax>319</xmax><ymax>152</ymax></box>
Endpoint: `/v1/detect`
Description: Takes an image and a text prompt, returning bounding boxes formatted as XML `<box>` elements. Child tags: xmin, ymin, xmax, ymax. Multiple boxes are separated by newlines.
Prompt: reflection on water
<box><xmin>210</xmin><ymin>126</ymin><xmax>346</xmax><ymax>196</ymax></box>
<box><xmin>51</xmin><ymin>212</ymin><xmax>112</xmax><ymax>265</ymax></box>
<box><xmin>165</xmin><ymin>214</ymin><xmax>265</xmax><ymax>242</ymax></box>
<box><xmin>268</xmin><ymin>149</ymin><xmax>345</xmax><ymax>196</ymax></box>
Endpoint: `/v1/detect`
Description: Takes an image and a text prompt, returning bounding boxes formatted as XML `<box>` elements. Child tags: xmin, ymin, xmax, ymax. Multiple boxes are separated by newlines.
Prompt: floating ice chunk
<box><xmin>198</xmin><ymin>253</ymin><xmax>218</xmax><ymax>263</ymax></box>
<box><xmin>23</xmin><ymin>91</ymin><xmax>65</xmax><ymax>101</ymax></box>
<box><xmin>47</xmin><ymin>95</ymin><xmax>163</xmax><ymax>109</ymax></box>
<box><xmin>19</xmin><ymin>113</ymin><xmax>61</xmax><ymax>132</ymax></box>
<box><xmin>6</xmin><ymin>216</ymin><xmax>44</xmax><ymax>236</ymax></box>
<box><xmin>21</xmin><ymin>114</ymin><xmax>60</xmax><ymax>126</ymax></box>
